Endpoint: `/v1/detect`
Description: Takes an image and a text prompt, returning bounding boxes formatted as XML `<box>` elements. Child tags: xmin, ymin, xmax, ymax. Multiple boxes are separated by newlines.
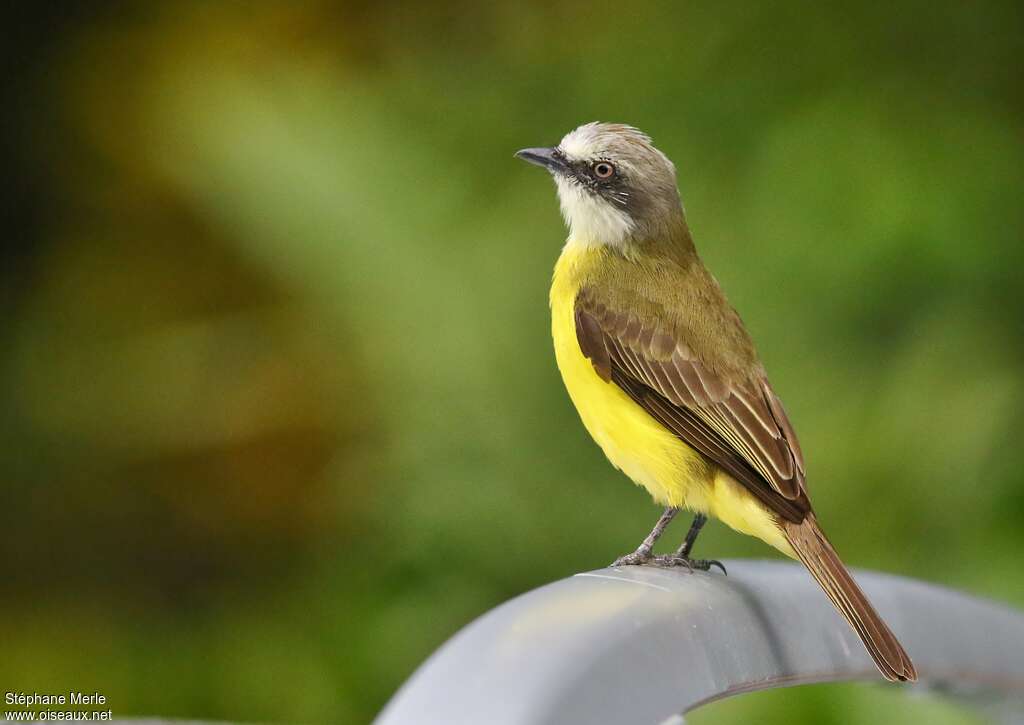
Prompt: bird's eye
<box><xmin>593</xmin><ymin>161</ymin><xmax>615</xmax><ymax>179</ymax></box>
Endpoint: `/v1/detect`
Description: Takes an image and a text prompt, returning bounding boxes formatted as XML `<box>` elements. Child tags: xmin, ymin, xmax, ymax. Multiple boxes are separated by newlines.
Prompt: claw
<box><xmin>704</xmin><ymin>559</ymin><xmax>728</xmax><ymax>576</ymax></box>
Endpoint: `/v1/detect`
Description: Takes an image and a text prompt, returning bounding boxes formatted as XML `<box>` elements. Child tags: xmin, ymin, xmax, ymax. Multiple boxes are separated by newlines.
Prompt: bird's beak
<box><xmin>515</xmin><ymin>147</ymin><xmax>566</xmax><ymax>174</ymax></box>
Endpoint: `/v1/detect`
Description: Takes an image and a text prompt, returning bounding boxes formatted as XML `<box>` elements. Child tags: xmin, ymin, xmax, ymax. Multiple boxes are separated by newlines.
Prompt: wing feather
<box><xmin>575</xmin><ymin>290</ymin><xmax>808</xmax><ymax>521</ymax></box>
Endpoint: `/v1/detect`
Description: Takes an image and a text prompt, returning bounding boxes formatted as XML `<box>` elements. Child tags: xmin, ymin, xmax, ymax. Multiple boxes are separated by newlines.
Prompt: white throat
<box><xmin>554</xmin><ymin>175</ymin><xmax>634</xmax><ymax>249</ymax></box>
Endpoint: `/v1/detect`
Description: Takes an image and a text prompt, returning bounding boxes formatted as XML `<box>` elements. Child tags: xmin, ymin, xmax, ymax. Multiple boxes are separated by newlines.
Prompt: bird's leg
<box><xmin>653</xmin><ymin>513</ymin><xmax>727</xmax><ymax>574</ymax></box>
<box><xmin>611</xmin><ymin>507</ymin><xmax>677</xmax><ymax>566</ymax></box>
<box><xmin>677</xmin><ymin>512</ymin><xmax>707</xmax><ymax>558</ymax></box>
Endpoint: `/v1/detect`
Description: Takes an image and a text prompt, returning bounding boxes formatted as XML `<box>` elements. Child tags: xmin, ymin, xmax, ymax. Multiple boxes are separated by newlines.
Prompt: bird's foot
<box><xmin>611</xmin><ymin>547</ymin><xmax>654</xmax><ymax>567</ymax></box>
<box><xmin>652</xmin><ymin>555</ymin><xmax>727</xmax><ymax>575</ymax></box>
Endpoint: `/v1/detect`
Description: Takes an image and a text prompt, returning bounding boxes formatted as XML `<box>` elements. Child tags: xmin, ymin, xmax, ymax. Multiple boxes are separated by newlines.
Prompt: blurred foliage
<box><xmin>1</xmin><ymin>1</ymin><xmax>1022</xmax><ymax>723</ymax></box>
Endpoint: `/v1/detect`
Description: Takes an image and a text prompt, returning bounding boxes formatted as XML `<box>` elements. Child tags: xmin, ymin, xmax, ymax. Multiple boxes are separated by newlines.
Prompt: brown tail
<box><xmin>784</xmin><ymin>515</ymin><xmax>917</xmax><ymax>682</ymax></box>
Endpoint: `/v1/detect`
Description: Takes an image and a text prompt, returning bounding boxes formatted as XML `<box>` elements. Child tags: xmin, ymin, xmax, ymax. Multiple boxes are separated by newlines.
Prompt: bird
<box><xmin>516</xmin><ymin>122</ymin><xmax>916</xmax><ymax>682</ymax></box>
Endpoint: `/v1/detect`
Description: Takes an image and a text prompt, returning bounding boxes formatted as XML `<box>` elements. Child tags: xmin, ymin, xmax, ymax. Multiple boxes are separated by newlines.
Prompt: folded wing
<box><xmin>574</xmin><ymin>288</ymin><xmax>809</xmax><ymax>523</ymax></box>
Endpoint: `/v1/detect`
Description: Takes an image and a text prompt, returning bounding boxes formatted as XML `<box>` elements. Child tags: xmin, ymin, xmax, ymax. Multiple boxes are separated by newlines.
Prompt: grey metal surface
<box><xmin>375</xmin><ymin>560</ymin><xmax>1024</xmax><ymax>725</ymax></box>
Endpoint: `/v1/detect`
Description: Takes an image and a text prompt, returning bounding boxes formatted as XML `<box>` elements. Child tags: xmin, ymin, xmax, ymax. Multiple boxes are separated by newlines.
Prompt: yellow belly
<box><xmin>550</xmin><ymin>246</ymin><xmax>794</xmax><ymax>556</ymax></box>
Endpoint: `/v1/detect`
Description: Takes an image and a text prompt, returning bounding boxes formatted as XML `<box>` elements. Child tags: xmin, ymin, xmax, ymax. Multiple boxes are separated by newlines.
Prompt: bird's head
<box><xmin>516</xmin><ymin>122</ymin><xmax>685</xmax><ymax>248</ymax></box>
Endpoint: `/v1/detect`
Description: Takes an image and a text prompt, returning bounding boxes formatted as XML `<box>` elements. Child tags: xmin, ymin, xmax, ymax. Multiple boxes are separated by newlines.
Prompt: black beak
<box><xmin>515</xmin><ymin>147</ymin><xmax>566</xmax><ymax>173</ymax></box>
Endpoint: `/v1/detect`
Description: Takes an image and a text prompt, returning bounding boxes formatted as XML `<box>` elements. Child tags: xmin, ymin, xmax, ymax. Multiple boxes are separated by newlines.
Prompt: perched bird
<box><xmin>516</xmin><ymin>122</ymin><xmax>916</xmax><ymax>682</ymax></box>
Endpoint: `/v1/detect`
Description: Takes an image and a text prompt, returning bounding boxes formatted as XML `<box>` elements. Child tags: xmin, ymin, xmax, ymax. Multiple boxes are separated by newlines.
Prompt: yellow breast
<box><xmin>549</xmin><ymin>246</ymin><xmax>712</xmax><ymax>510</ymax></box>
<box><xmin>549</xmin><ymin>244</ymin><xmax>794</xmax><ymax>556</ymax></box>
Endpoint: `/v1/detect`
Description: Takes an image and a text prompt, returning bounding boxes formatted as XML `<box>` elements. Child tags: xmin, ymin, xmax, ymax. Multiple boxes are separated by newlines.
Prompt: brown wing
<box><xmin>575</xmin><ymin>289</ymin><xmax>809</xmax><ymax>523</ymax></box>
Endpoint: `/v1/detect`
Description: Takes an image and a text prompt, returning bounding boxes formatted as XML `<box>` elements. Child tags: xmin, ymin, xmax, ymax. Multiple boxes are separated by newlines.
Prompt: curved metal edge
<box><xmin>374</xmin><ymin>560</ymin><xmax>1024</xmax><ymax>725</ymax></box>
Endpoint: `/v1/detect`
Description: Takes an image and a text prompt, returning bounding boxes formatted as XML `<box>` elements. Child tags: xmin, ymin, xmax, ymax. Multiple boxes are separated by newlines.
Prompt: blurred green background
<box><xmin>2</xmin><ymin>2</ymin><xmax>1022</xmax><ymax>723</ymax></box>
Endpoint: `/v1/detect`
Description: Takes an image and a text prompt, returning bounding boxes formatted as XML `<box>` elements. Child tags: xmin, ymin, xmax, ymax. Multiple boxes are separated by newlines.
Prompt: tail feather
<box><xmin>784</xmin><ymin>515</ymin><xmax>917</xmax><ymax>682</ymax></box>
